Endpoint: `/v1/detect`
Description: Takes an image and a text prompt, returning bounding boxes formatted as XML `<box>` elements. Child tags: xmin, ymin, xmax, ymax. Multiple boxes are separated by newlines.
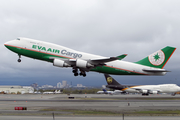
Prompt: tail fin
<box><xmin>104</xmin><ymin>74</ymin><xmax>121</xmax><ymax>85</ymax></box>
<box><xmin>102</xmin><ymin>89</ymin><xmax>107</xmax><ymax>92</ymax></box>
<box><xmin>135</xmin><ymin>46</ymin><xmax>176</xmax><ymax>69</ymax></box>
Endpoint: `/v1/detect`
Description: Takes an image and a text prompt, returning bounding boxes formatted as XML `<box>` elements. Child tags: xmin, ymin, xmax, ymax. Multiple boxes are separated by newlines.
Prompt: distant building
<box><xmin>0</xmin><ymin>86</ymin><xmax>34</xmax><ymax>94</ymax></box>
<box><xmin>22</xmin><ymin>86</ymin><xmax>34</xmax><ymax>93</ymax></box>
<box><xmin>77</xmin><ymin>84</ymin><xmax>83</xmax><ymax>87</ymax></box>
<box><xmin>76</xmin><ymin>84</ymin><xmax>85</xmax><ymax>88</ymax></box>
<box><xmin>57</xmin><ymin>82</ymin><xmax>62</xmax><ymax>88</ymax></box>
<box><xmin>31</xmin><ymin>83</ymin><xmax>38</xmax><ymax>89</ymax></box>
<box><xmin>62</xmin><ymin>81</ymin><xmax>67</xmax><ymax>88</ymax></box>
<box><xmin>41</xmin><ymin>84</ymin><xmax>54</xmax><ymax>88</ymax></box>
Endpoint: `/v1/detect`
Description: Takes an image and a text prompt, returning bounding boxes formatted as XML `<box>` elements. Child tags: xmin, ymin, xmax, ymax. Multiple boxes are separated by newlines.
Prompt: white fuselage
<box><xmin>125</xmin><ymin>84</ymin><xmax>180</xmax><ymax>93</ymax></box>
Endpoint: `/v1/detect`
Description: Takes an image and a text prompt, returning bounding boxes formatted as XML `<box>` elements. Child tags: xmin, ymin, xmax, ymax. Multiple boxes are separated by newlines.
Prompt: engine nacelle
<box><xmin>76</xmin><ymin>59</ymin><xmax>94</xmax><ymax>68</ymax></box>
<box><xmin>149</xmin><ymin>90</ymin><xmax>158</xmax><ymax>94</ymax></box>
<box><xmin>141</xmin><ymin>89</ymin><xmax>148</xmax><ymax>93</ymax></box>
<box><xmin>53</xmin><ymin>59</ymin><xmax>71</xmax><ymax>67</ymax></box>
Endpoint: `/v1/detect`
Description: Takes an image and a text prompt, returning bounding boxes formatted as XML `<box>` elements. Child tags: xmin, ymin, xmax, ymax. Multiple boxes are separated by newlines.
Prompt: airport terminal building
<box><xmin>0</xmin><ymin>86</ymin><xmax>34</xmax><ymax>94</ymax></box>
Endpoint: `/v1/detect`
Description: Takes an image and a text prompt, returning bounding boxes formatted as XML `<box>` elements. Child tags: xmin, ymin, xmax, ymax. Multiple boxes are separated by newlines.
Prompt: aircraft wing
<box><xmin>49</xmin><ymin>54</ymin><xmax>127</xmax><ymax>67</ymax></box>
<box><xmin>88</xmin><ymin>54</ymin><xmax>127</xmax><ymax>65</ymax></box>
<box><xmin>89</xmin><ymin>57</ymin><xmax>119</xmax><ymax>65</ymax></box>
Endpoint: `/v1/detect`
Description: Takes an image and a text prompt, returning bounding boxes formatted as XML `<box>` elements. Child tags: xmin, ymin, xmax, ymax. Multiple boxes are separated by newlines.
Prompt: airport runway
<box><xmin>0</xmin><ymin>116</ymin><xmax>180</xmax><ymax>120</ymax></box>
<box><xmin>0</xmin><ymin>94</ymin><xmax>180</xmax><ymax>119</ymax></box>
<box><xmin>0</xmin><ymin>94</ymin><xmax>180</xmax><ymax>111</ymax></box>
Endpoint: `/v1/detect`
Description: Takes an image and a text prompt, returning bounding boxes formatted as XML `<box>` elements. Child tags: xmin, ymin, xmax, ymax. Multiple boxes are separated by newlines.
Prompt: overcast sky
<box><xmin>0</xmin><ymin>0</ymin><xmax>180</xmax><ymax>87</ymax></box>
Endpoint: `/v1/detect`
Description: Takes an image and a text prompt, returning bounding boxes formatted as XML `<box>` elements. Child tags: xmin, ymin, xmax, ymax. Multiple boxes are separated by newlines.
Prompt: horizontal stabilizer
<box><xmin>142</xmin><ymin>69</ymin><xmax>171</xmax><ymax>72</ymax></box>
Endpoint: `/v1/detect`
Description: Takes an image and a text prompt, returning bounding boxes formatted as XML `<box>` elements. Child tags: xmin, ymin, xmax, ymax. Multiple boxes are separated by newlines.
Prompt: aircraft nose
<box><xmin>4</xmin><ymin>40</ymin><xmax>17</xmax><ymax>50</ymax></box>
<box><xmin>4</xmin><ymin>41</ymin><xmax>12</xmax><ymax>48</ymax></box>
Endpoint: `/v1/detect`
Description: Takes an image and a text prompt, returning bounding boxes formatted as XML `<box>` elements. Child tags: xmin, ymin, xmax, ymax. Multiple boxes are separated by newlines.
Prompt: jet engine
<box><xmin>76</xmin><ymin>59</ymin><xmax>94</xmax><ymax>68</ymax></box>
<box><xmin>53</xmin><ymin>59</ymin><xmax>71</xmax><ymax>67</ymax></box>
<box><xmin>149</xmin><ymin>90</ymin><xmax>158</xmax><ymax>94</ymax></box>
<box><xmin>141</xmin><ymin>90</ymin><xmax>148</xmax><ymax>93</ymax></box>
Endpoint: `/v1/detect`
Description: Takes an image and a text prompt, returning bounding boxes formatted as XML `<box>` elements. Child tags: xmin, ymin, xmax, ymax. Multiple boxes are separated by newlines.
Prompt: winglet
<box><xmin>102</xmin><ymin>89</ymin><xmax>108</xmax><ymax>93</ymax></box>
<box><xmin>117</xmin><ymin>54</ymin><xmax>127</xmax><ymax>60</ymax></box>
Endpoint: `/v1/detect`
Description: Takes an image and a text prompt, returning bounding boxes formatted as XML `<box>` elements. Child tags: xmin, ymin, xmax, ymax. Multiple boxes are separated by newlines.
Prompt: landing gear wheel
<box><xmin>80</xmin><ymin>73</ymin><xmax>83</xmax><ymax>76</ymax></box>
<box><xmin>17</xmin><ymin>54</ymin><xmax>21</xmax><ymax>63</ymax></box>
<box><xmin>72</xmin><ymin>68</ymin><xmax>78</xmax><ymax>76</ymax></box>
<box><xmin>72</xmin><ymin>68</ymin><xmax>87</xmax><ymax>77</ymax></box>
<box><xmin>72</xmin><ymin>70</ymin><xmax>77</xmax><ymax>73</ymax></box>
<box><xmin>80</xmin><ymin>69</ymin><xmax>86</xmax><ymax>77</ymax></box>
<box><xmin>17</xmin><ymin>59</ymin><xmax>21</xmax><ymax>63</ymax></box>
<box><xmin>74</xmin><ymin>73</ymin><xmax>78</xmax><ymax>76</ymax></box>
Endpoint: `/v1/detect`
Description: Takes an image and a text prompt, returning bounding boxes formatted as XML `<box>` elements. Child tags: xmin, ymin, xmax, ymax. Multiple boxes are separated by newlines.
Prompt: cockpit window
<box><xmin>16</xmin><ymin>38</ymin><xmax>20</xmax><ymax>40</ymax></box>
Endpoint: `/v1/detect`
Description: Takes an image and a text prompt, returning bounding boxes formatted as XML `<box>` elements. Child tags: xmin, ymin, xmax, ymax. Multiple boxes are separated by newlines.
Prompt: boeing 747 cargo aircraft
<box><xmin>4</xmin><ymin>37</ymin><xmax>176</xmax><ymax>77</ymax></box>
<box><xmin>104</xmin><ymin>74</ymin><xmax>180</xmax><ymax>96</ymax></box>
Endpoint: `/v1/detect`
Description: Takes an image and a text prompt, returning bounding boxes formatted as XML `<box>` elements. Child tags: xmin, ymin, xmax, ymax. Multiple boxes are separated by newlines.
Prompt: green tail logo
<box><xmin>135</xmin><ymin>46</ymin><xmax>176</xmax><ymax>69</ymax></box>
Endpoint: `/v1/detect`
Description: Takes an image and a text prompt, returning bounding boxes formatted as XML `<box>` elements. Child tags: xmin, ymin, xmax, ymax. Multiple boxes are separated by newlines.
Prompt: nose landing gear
<box><xmin>17</xmin><ymin>54</ymin><xmax>21</xmax><ymax>63</ymax></box>
<box><xmin>17</xmin><ymin>59</ymin><xmax>21</xmax><ymax>62</ymax></box>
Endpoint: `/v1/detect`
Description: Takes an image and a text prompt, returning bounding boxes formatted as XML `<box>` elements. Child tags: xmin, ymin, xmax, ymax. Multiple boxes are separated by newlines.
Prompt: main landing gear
<box><xmin>80</xmin><ymin>70</ymin><xmax>86</xmax><ymax>77</ymax></box>
<box><xmin>72</xmin><ymin>69</ymin><xmax>78</xmax><ymax>76</ymax></box>
<box><xmin>142</xmin><ymin>93</ymin><xmax>149</xmax><ymax>96</ymax></box>
<box><xmin>72</xmin><ymin>68</ymin><xmax>86</xmax><ymax>77</ymax></box>
<box><xmin>17</xmin><ymin>54</ymin><xmax>21</xmax><ymax>63</ymax></box>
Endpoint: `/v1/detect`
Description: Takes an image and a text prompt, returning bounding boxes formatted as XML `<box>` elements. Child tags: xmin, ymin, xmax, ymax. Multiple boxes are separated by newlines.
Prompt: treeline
<box><xmin>36</xmin><ymin>88</ymin><xmax>102</xmax><ymax>94</ymax></box>
<box><xmin>62</xmin><ymin>88</ymin><xmax>101</xmax><ymax>94</ymax></box>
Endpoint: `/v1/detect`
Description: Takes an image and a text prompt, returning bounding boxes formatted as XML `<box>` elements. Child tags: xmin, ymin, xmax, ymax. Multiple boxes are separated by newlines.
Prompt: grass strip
<box><xmin>134</xmin><ymin>110</ymin><xmax>180</xmax><ymax>114</ymax></box>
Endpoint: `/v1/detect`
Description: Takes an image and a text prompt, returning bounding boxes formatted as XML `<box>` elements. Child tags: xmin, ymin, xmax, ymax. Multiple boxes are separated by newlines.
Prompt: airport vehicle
<box><xmin>4</xmin><ymin>37</ymin><xmax>176</xmax><ymax>77</ymax></box>
<box><xmin>104</xmin><ymin>74</ymin><xmax>180</xmax><ymax>96</ymax></box>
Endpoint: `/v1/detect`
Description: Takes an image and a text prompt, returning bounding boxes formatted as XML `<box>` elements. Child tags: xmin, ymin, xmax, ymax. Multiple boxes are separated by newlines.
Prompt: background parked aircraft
<box><xmin>104</xmin><ymin>74</ymin><xmax>180</xmax><ymax>96</ymax></box>
<box><xmin>97</xmin><ymin>89</ymin><xmax>122</xmax><ymax>94</ymax></box>
<box><xmin>43</xmin><ymin>90</ymin><xmax>61</xmax><ymax>94</ymax></box>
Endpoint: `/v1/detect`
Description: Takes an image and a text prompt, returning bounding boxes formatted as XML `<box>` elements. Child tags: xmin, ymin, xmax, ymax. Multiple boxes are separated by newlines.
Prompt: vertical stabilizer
<box><xmin>104</xmin><ymin>74</ymin><xmax>121</xmax><ymax>85</ymax></box>
<box><xmin>135</xmin><ymin>46</ymin><xmax>176</xmax><ymax>69</ymax></box>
